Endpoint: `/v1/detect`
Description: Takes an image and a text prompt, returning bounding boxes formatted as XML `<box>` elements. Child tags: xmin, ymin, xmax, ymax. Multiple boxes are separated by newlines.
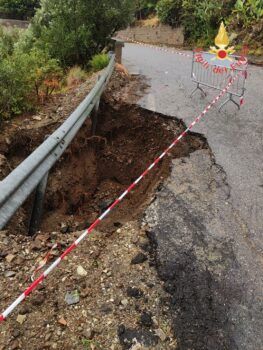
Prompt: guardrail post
<box><xmin>91</xmin><ymin>75</ymin><xmax>101</xmax><ymax>135</ymax></box>
<box><xmin>28</xmin><ymin>171</ymin><xmax>49</xmax><ymax>236</ymax></box>
<box><xmin>114</xmin><ymin>40</ymin><xmax>125</xmax><ymax>64</ymax></box>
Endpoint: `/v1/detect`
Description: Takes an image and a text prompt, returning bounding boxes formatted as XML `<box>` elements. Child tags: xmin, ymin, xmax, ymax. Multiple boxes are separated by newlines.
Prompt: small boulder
<box><xmin>131</xmin><ymin>253</ymin><xmax>147</xmax><ymax>265</ymax></box>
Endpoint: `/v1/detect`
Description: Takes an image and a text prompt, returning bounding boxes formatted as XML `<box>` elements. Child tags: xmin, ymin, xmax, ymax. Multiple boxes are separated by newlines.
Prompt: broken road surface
<box><xmin>124</xmin><ymin>43</ymin><xmax>263</xmax><ymax>349</ymax></box>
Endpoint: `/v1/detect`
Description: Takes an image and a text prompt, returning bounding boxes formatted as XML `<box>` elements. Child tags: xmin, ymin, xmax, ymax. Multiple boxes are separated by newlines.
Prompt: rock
<box><xmin>16</xmin><ymin>314</ymin><xmax>26</xmax><ymax>325</ymax></box>
<box><xmin>131</xmin><ymin>253</ymin><xmax>147</xmax><ymax>265</ymax></box>
<box><xmin>118</xmin><ymin>326</ymin><xmax>159</xmax><ymax>349</ymax></box>
<box><xmin>32</xmin><ymin>116</ymin><xmax>42</xmax><ymax>121</ymax></box>
<box><xmin>82</xmin><ymin>328</ymin><xmax>94</xmax><ymax>340</ymax></box>
<box><xmin>76</xmin><ymin>221</ymin><xmax>90</xmax><ymax>231</ymax></box>
<box><xmin>121</xmin><ymin>299</ymin><xmax>129</xmax><ymax>307</ymax></box>
<box><xmin>77</xmin><ymin>265</ymin><xmax>87</xmax><ymax>277</ymax></box>
<box><xmin>2</xmin><ymin>237</ymin><xmax>9</xmax><ymax>245</ymax></box>
<box><xmin>5</xmin><ymin>137</ymin><xmax>11</xmax><ymax>145</ymax></box>
<box><xmin>5</xmin><ymin>270</ymin><xmax>16</xmax><ymax>278</ymax></box>
<box><xmin>31</xmin><ymin>239</ymin><xmax>42</xmax><ymax>250</ymax></box>
<box><xmin>65</xmin><ymin>290</ymin><xmax>80</xmax><ymax>305</ymax></box>
<box><xmin>58</xmin><ymin>317</ymin><xmax>67</xmax><ymax>326</ymax></box>
<box><xmin>31</xmin><ymin>293</ymin><xmax>45</xmax><ymax>306</ymax></box>
<box><xmin>139</xmin><ymin>241</ymin><xmax>151</xmax><ymax>253</ymax></box>
<box><xmin>45</xmin><ymin>333</ymin><xmax>52</xmax><ymax>341</ymax></box>
<box><xmin>98</xmin><ymin>199</ymin><xmax>112</xmax><ymax>213</ymax></box>
<box><xmin>80</xmin><ymin>288</ymin><xmax>91</xmax><ymax>298</ymax></box>
<box><xmin>12</xmin><ymin>329</ymin><xmax>21</xmax><ymax>339</ymax></box>
<box><xmin>100</xmin><ymin>303</ymin><xmax>113</xmax><ymax>314</ymax></box>
<box><xmin>5</xmin><ymin>254</ymin><xmax>16</xmax><ymax>263</ymax></box>
<box><xmin>140</xmin><ymin>312</ymin><xmax>153</xmax><ymax>328</ymax></box>
<box><xmin>60</xmin><ymin>223</ymin><xmax>69</xmax><ymax>234</ymax></box>
<box><xmin>19</xmin><ymin>305</ymin><xmax>31</xmax><ymax>315</ymax></box>
<box><xmin>10</xmin><ymin>340</ymin><xmax>19</xmax><ymax>350</ymax></box>
<box><xmin>0</xmin><ymin>251</ymin><xmax>8</xmax><ymax>259</ymax></box>
<box><xmin>155</xmin><ymin>328</ymin><xmax>167</xmax><ymax>342</ymax></box>
<box><xmin>130</xmin><ymin>343</ymin><xmax>145</xmax><ymax>350</ymax></box>
<box><xmin>127</xmin><ymin>287</ymin><xmax>144</xmax><ymax>299</ymax></box>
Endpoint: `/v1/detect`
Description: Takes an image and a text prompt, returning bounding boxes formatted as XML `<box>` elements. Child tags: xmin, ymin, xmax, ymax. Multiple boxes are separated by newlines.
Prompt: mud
<box><xmin>0</xmin><ymin>71</ymin><xmax>211</xmax><ymax>350</ymax></box>
<box><xmin>41</xmin><ymin>101</ymin><xmax>207</xmax><ymax>234</ymax></box>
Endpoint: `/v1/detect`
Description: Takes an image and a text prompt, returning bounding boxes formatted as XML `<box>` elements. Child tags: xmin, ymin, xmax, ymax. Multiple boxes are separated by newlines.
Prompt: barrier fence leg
<box><xmin>219</xmin><ymin>93</ymin><xmax>240</xmax><ymax>111</ymax></box>
<box><xmin>28</xmin><ymin>171</ymin><xmax>49</xmax><ymax>236</ymax></box>
<box><xmin>191</xmin><ymin>83</ymin><xmax>207</xmax><ymax>97</ymax></box>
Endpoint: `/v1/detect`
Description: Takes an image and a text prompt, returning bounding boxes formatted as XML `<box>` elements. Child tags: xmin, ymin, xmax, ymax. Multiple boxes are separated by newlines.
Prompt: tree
<box><xmin>135</xmin><ymin>1</ymin><xmax>158</xmax><ymax>19</ymax></box>
<box><xmin>31</xmin><ymin>0</ymin><xmax>135</xmax><ymax>67</ymax></box>
<box><xmin>0</xmin><ymin>0</ymin><xmax>40</xmax><ymax>20</ymax></box>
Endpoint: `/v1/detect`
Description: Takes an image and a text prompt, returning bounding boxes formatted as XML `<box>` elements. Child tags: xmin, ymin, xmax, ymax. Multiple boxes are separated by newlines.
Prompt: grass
<box><xmin>90</xmin><ymin>53</ymin><xmax>110</xmax><ymax>71</ymax></box>
<box><xmin>66</xmin><ymin>66</ymin><xmax>87</xmax><ymax>88</ymax></box>
<box><xmin>82</xmin><ymin>339</ymin><xmax>102</xmax><ymax>350</ymax></box>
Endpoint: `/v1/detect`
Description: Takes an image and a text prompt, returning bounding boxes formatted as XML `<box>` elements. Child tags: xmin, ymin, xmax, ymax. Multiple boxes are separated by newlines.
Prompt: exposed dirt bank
<box><xmin>0</xmin><ymin>70</ymin><xmax>208</xmax><ymax>349</ymax></box>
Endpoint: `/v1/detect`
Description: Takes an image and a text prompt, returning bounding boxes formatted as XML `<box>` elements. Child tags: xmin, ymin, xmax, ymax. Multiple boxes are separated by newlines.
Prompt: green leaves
<box><xmin>0</xmin><ymin>0</ymin><xmax>39</xmax><ymax>20</ymax></box>
<box><xmin>155</xmin><ymin>0</ymin><xmax>263</xmax><ymax>44</ymax></box>
<box><xmin>30</xmin><ymin>0</ymin><xmax>135</xmax><ymax>67</ymax></box>
<box><xmin>90</xmin><ymin>53</ymin><xmax>110</xmax><ymax>71</ymax></box>
<box><xmin>157</xmin><ymin>0</ymin><xmax>183</xmax><ymax>26</ymax></box>
<box><xmin>0</xmin><ymin>33</ymin><xmax>62</xmax><ymax>121</ymax></box>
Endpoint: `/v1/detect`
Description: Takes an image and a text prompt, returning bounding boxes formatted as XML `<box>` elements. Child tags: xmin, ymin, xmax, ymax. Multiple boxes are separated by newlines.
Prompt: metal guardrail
<box><xmin>0</xmin><ymin>54</ymin><xmax>115</xmax><ymax>234</ymax></box>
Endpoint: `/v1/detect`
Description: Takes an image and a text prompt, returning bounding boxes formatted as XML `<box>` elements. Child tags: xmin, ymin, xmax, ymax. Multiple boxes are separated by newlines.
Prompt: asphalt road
<box><xmin>123</xmin><ymin>43</ymin><xmax>263</xmax><ymax>349</ymax></box>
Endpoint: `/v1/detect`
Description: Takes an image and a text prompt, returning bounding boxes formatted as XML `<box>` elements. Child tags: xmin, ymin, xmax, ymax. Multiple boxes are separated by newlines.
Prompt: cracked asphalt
<box><xmin>123</xmin><ymin>43</ymin><xmax>263</xmax><ymax>349</ymax></box>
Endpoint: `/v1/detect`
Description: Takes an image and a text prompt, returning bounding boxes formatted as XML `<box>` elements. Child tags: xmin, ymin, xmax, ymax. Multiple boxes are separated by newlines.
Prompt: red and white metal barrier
<box><xmin>0</xmin><ymin>72</ymin><xmax>241</xmax><ymax>324</ymax></box>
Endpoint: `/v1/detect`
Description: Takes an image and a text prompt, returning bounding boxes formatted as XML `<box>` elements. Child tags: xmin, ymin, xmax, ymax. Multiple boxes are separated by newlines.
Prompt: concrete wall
<box><xmin>0</xmin><ymin>19</ymin><xmax>29</xmax><ymax>29</ymax></box>
<box><xmin>118</xmin><ymin>24</ymin><xmax>184</xmax><ymax>46</ymax></box>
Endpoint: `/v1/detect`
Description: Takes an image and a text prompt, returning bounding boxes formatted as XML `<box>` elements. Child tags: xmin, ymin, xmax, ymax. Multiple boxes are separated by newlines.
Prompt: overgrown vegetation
<box><xmin>30</xmin><ymin>0</ymin><xmax>134</xmax><ymax>67</ymax></box>
<box><xmin>0</xmin><ymin>0</ymin><xmax>135</xmax><ymax>122</ymax></box>
<box><xmin>90</xmin><ymin>53</ymin><xmax>110</xmax><ymax>71</ymax></box>
<box><xmin>1</xmin><ymin>0</ymin><xmax>261</xmax><ymax>122</ymax></box>
<box><xmin>66</xmin><ymin>66</ymin><xmax>87</xmax><ymax>88</ymax></box>
<box><xmin>0</xmin><ymin>27</ymin><xmax>62</xmax><ymax>120</ymax></box>
<box><xmin>137</xmin><ymin>0</ymin><xmax>263</xmax><ymax>48</ymax></box>
<box><xmin>135</xmin><ymin>0</ymin><xmax>159</xmax><ymax>19</ymax></box>
<box><xmin>0</xmin><ymin>0</ymin><xmax>39</xmax><ymax>20</ymax></box>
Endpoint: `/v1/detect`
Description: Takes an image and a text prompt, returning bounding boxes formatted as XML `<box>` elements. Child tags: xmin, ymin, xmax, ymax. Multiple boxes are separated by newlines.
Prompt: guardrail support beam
<box><xmin>115</xmin><ymin>40</ymin><xmax>125</xmax><ymax>64</ymax></box>
<box><xmin>28</xmin><ymin>171</ymin><xmax>49</xmax><ymax>236</ymax></box>
<box><xmin>91</xmin><ymin>75</ymin><xmax>101</xmax><ymax>135</ymax></box>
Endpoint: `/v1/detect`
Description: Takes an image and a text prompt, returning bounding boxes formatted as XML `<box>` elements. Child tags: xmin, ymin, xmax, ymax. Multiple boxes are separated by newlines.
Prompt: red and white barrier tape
<box><xmin>118</xmin><ymin>36</ymin><xmax>192</xmax><ymax>58</ymax></box>
<box><xmin>31</xmin><ymin>243</ymin><xmax>59</xmax><ymax>282</ymax></box>
<box><xmin>0</xmin><ymin>72</ymin><xmax>241</xmax><ymax>324</ymax></box>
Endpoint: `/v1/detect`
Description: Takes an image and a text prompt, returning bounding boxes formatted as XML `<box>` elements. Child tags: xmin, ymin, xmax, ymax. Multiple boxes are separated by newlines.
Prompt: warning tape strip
<box><xmin>31</xmin><ymin>243</ymin><xmax>59</xmax><ymax>282</ymax></box>
<box><xmin>0</xmin><ymin>72</ymin><xmax>241</xmax><ymax>324</ymax></box>
<box><xmin>118</xmin><ymin>36</ymin><xmax>192</xmax><ymax>58</ymax></box>
<box><xmin>119</xmin><ymin>36</ymin><xmax>249</xmax><ymax>72</ymax></box>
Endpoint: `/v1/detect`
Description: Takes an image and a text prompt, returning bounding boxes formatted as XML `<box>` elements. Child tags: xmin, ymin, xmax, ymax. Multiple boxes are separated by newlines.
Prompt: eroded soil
<box><xmin>0</xmin><ymin>70</ymin><xmax>208</xmax><ymax>349</ymax></box>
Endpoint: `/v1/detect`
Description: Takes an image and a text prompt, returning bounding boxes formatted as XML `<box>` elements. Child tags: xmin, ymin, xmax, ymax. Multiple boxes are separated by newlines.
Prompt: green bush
<box><xmin>230</xmin><ymin>0</ymin><xmax>263</xmax><ymax>28</ymax></box>
<box><xmin>0</xmin><ymin>26</ymin><xmax>21</xmax><ymax>60</ymax></box>
<box><xmin>90</xmin><ymin>54</ymin><xmax>110</xmax><ymax>71</ymax></box>
<box><xmin>156</xmin><ymin>0</ymin><xmax>263</xmax><ymax>45</ymax></box>
<box><xmin>0</xmin><ymin>45</ymin><xmax>63</xmax><ymax>121</ymax></box>
<box><xmin>157</xmin><ymin>0</ymin><xmax>183</xmax><ymax>27</ymax></box>
<box><xmin>31</xmin><ymin>0</ymin><xmax>135</xmax><ymax>67</ymax></box>
<box><xmin>20</xmin><ymin>48</ymin><xmax>63</xmax><ymax>100</ymax></box>
<box><xmin>0</xmin><ymin>0</ymin><xmax>40</xmax><ymax>20</ymax></box>
<box><xmin>0</xmin><ymin>57</ymin><xmax>31</xmax><ymax>120</ymax></box>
